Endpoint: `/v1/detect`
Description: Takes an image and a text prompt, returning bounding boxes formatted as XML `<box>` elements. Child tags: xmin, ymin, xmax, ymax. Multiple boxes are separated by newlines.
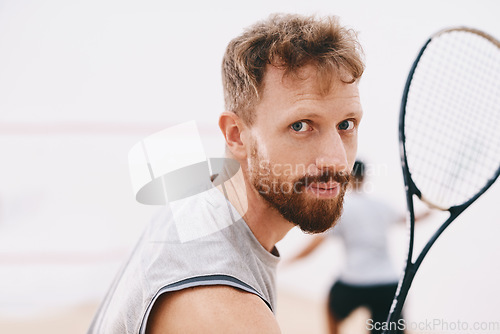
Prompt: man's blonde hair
<box><xmin>222</xmin><ymin>13</ymin><xmax>365</xmax><ymax>125</ymax></box>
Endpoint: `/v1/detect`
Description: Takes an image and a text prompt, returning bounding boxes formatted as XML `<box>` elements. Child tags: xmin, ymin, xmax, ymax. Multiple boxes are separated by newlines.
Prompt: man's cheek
<box><xmin>346</xmin><ymin>140</ymin><xmax>358</xmax><ymax>169</ymax></box>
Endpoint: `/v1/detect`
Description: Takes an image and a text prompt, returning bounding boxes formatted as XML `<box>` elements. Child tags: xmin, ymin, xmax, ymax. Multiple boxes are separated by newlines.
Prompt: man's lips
<box><xmin>305</xmin><ymin>182</ymin><xmax>341</xmax><ymax>198</ymax></box>
<box><xmin>308</xmin><ymin>182</ymin><xmax>339</xmax><ymax>190</ymax></box>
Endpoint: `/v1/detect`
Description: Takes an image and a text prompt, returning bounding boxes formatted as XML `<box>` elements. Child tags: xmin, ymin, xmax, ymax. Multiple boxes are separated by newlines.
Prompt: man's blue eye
<box><xmin>338</xmin><ymin>120</ymin><xmax>354</xmax><ymax>131</ymax></box>
<box><xmin>291</xmin><ymin>122</ymin><xmax>304</xmax><ymax>131</ymax></box>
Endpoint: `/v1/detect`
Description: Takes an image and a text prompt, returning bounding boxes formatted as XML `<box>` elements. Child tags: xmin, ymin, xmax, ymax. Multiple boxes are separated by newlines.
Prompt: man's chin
<box><xmin>285</xmin><ymin>195</ymin><xmax>345</xmax><ymax>233</ymax></box>
<box><xmin>254</xmin><ymin>190</ymin><xmax>344</xmax><ymax>233</ymax></box>
<box><xmin>294</xmin><ymin>216</ymin><xmax>340</xmax><ymax>234</ymax></box>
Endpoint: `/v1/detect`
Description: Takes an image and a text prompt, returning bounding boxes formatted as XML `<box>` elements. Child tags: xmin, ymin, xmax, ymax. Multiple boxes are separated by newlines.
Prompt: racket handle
<box><xmin>383</xmin><ymin>267</ymin><xmax>416</xmax><ymax>334</ymax></box>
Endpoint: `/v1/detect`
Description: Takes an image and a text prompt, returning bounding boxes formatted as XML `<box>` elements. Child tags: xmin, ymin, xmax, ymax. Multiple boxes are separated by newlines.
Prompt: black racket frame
<box><xmin>384</xmin><ymin>27</ymin><xmax>500</xmax><ymax>334</ymax></box>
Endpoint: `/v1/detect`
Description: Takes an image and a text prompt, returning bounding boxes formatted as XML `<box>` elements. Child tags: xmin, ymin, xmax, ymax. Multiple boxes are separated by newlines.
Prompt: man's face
<box><xmin>246</xmin><ymin>64</ymin><xmax>362</xmax><ymax>233</ymax></box>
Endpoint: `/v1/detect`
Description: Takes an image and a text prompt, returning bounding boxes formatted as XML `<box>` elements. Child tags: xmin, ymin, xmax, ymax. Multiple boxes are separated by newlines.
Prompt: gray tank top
<box><xmin>87</xmin><ymin>185</ymin><xmax>279</xmax><ymax>334</ymax></box>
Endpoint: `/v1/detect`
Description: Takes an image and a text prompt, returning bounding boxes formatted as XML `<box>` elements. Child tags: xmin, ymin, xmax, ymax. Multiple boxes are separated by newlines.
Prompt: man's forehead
<box><xmin>261</xmin><ymin>63</ymin><xmax>353</xmax><ymax>99</ymax></box>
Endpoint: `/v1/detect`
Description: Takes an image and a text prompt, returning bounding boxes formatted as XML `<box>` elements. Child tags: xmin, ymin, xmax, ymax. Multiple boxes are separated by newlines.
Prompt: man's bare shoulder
<box><xmin>146</xmin><ymin>285</ymin><xmax>281</xmax><ymax>334</ymax></box>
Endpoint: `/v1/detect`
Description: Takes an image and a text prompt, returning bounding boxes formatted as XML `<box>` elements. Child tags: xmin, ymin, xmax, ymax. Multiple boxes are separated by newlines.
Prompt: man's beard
<box><xmin>249</xmin><ymin>147</ymin><xmax>350</xmax><ymax>233</ymax></box>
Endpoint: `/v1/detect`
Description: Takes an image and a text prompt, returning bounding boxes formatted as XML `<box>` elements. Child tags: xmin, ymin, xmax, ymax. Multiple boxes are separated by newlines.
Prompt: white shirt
<box><xmin>331</xmin><ymin>191</ymin><xmax>400</xmax><ymax>285</ymax></box>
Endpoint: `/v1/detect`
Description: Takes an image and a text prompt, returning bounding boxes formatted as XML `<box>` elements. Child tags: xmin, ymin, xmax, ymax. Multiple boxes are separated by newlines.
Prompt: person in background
<box><xmin>289</xmin><ymin>161</ymin><xmax>429</xmax><ymax>334</ymax></box>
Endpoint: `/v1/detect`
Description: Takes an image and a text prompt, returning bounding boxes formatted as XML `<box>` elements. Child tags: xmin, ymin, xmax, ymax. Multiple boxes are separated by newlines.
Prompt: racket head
<box><xmin>400</xmin><ymin>27</ymin><xmax>500</xmax><ymax>212</ymax></box>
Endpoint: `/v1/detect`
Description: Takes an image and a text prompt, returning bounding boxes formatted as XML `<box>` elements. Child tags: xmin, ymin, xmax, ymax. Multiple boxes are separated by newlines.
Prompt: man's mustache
<box><xmin>294</xmin><ymin>170</ymin><xmax>351</xmax><ymax>188</ymax></box>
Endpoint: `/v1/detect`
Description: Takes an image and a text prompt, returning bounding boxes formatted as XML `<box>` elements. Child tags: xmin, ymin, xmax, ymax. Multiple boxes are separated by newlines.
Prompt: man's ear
<box><xmin>219</xmin><ymin>111</ymin><xmax>248</xmax><ymax>160</ymax></box>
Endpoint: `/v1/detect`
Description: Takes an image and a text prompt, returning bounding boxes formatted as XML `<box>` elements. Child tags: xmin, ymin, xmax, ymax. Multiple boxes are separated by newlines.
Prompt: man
<box><xmin>88</xmin><ymin>13</ymin><xmax>364</xmax><ymax>333</ymax></box>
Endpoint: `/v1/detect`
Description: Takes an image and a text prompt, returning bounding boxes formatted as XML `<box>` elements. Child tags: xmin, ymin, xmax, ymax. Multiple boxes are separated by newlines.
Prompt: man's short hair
<box><xmin>222</xmin><ymin>13</ymin><xmax>365</xmax><ymax>125</ymax></box>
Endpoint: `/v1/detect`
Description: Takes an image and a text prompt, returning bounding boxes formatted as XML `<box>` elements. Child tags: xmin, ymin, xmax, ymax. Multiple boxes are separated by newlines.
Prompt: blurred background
<box><xmin>0</xmin><ymin>0</ymin><xmax>499</xmax><ymax>333</ymax></box>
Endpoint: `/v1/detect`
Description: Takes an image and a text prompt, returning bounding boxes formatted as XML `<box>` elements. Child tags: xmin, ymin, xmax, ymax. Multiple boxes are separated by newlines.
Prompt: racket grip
<box><xmin>383</xmin><ymin>267</ymin><xmax>416</xmax><ymax>334</ymax></box>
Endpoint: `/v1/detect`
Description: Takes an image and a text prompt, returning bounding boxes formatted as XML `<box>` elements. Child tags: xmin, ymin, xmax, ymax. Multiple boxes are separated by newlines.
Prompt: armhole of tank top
<box><xmin>138</xmin><ymin>274</ymin><xmax>272</xmax><ymax>334</ymax></box>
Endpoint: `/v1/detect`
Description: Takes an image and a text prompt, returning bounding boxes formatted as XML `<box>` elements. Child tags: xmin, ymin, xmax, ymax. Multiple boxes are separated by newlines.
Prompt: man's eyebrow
<box><xmin>292</xmin><ymin>112</ymin><xmax>322</xmax><ymax>119</ymax></box>
<box><xmin>343</xmin><ymin>110</ymin><xmax>363</xmax><ymax>118</ymax></box>
<box><xmin>288</xmin><ymin>110</ymin><xmax>362</xmax><ymax>120</ymax></box>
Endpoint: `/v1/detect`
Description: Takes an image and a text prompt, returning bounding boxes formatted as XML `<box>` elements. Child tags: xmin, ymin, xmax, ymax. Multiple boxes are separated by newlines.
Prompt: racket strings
<box><xmin>404</xmin><ymin>29</ymin><xmax>500</xmax><ymax>208</ymax></box>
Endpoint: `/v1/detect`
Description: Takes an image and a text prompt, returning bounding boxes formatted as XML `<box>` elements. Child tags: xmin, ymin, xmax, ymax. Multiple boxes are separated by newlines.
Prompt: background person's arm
<box><xmin>286</xmin><ymin>235</ymin><xmax>327</xmax><ymax>263</ymax></box>
<box><xmin>146</xmin><ymin>285</ymin><xmax>281</xmax><ymax>334</ymax></box>
<box><xmin>396</xmin><ymin>209</ymin><xmax>433</xmax><ymax>224</ymax></box>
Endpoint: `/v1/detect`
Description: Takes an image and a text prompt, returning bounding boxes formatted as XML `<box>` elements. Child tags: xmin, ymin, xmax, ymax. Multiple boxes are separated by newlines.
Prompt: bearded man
<box><xmin>88</xmin><ymin>13</ymin><xmax>364</xmax><ymax>334</ymax></box>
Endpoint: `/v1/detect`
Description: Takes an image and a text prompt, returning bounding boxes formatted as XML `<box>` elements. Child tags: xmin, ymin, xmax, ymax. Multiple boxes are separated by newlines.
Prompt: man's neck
<box><xmin>214</xmin><ymin>166</ymin><xmax>294</xmax><ymax>253</ymax></box>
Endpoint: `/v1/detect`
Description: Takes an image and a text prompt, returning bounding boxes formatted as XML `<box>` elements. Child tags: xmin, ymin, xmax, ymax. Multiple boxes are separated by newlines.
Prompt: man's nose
<box><xmin>314</xmin><ymin>132</ymin><xmax>348</xmax><ymax>174</ymax></box>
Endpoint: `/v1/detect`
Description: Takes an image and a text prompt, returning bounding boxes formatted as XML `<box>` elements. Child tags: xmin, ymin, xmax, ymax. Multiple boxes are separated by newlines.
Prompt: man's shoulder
<box><xmin>145</xmin><ymin>285</ymin><xmax>281</xmax><ymax>334</ymax></box>
<box><xmin>154</xmin><ymin>186</ymin><xmax>241</xmax><ymax>243</ymax></box>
